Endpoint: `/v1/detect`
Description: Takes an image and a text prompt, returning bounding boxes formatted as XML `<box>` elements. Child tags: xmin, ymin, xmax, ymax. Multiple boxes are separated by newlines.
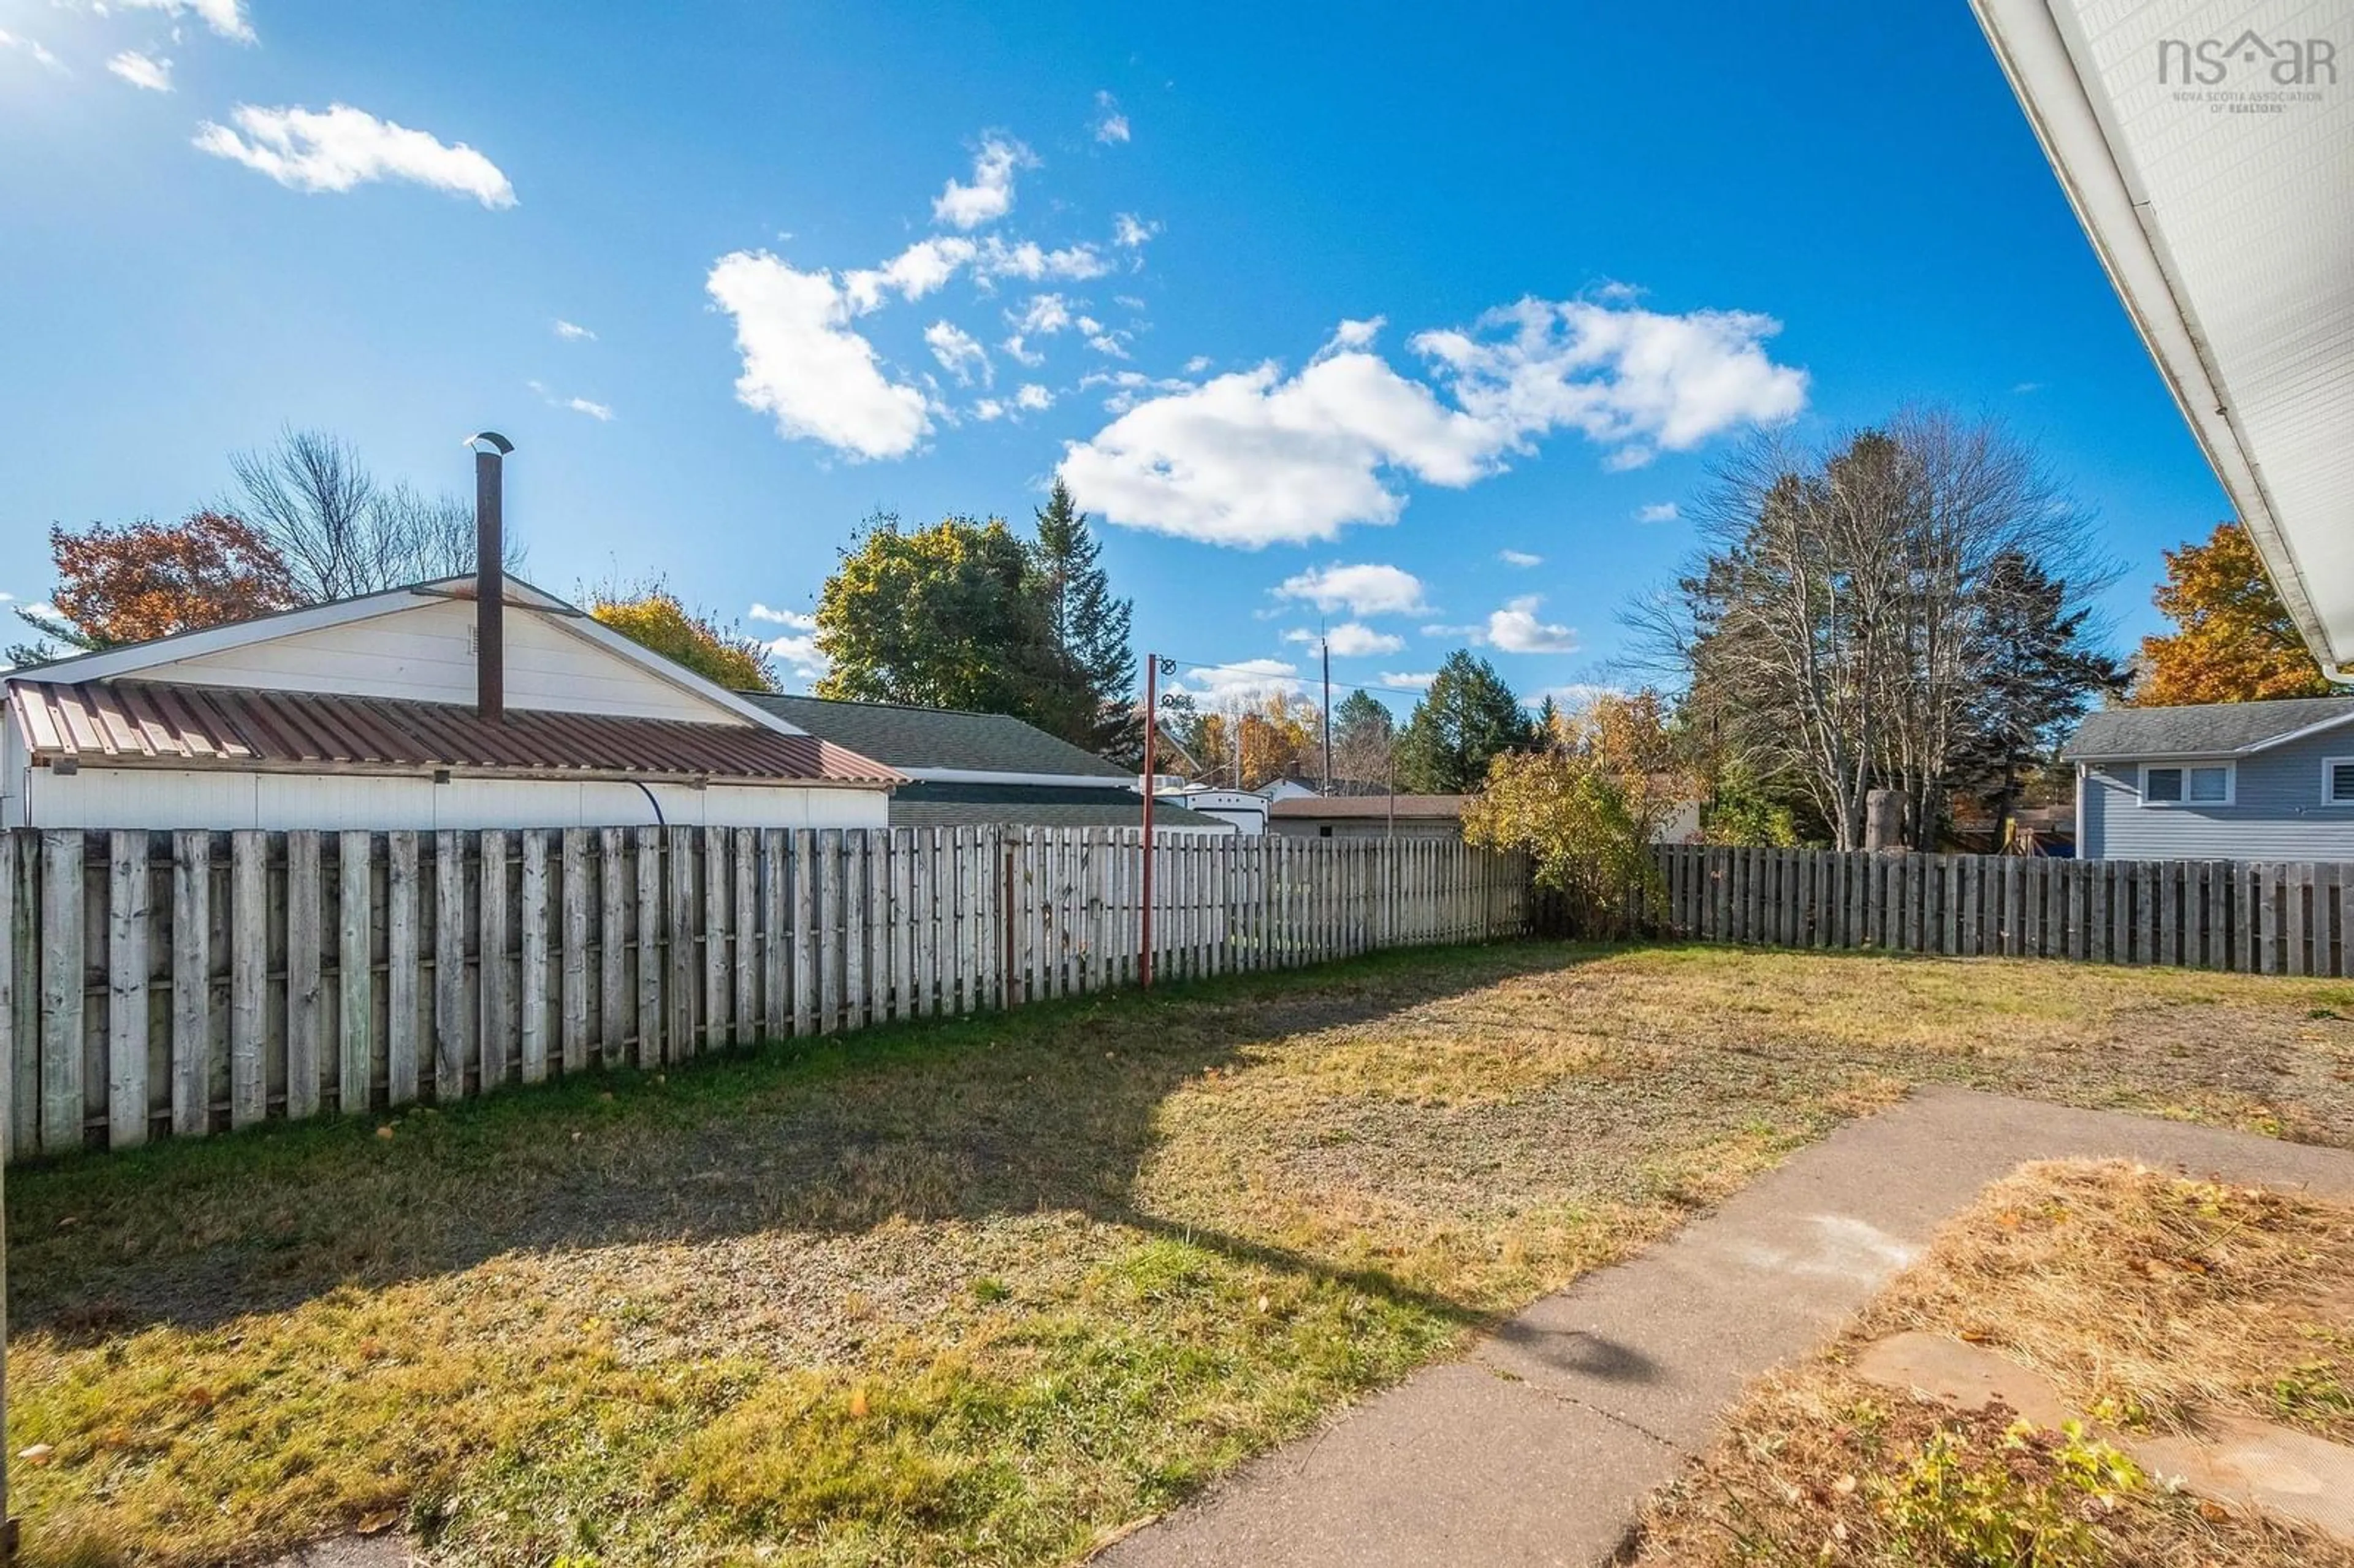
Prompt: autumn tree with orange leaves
<box><xmin>12</xmin><ymin>512</ymin><xmax>297</xmax><ymax>663</ymax></box>
<box><xmin>2132</xmin><ymin>522</ymin><xmax>2331</xmax><ymax>706</ymax></box>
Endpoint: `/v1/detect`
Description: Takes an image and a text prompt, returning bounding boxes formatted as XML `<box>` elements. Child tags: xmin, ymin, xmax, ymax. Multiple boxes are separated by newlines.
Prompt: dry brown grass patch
<box><xmin>1635</xmin><ymin>1160</ymin><xmax>2354</xmax><ymax>1567</ymax></box>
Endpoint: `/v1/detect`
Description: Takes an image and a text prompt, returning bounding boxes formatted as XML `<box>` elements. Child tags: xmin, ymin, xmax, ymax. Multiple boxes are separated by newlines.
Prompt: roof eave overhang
<box><xmin>1970</xmin><ymin>0</ymin><xmax>2349</xmax><ymax>679</ymax></box>
<box><xmin>25</xmin><ymin>754</ymin><xmax>897</xmax><ymax>791</ymax></box>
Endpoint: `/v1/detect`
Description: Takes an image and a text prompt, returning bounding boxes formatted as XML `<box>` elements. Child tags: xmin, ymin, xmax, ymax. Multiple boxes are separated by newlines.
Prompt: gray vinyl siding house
<box><xmin>2064</xmin><ymin>696</ymin><xmax>2354</xmax><ymax>860</ymax></box>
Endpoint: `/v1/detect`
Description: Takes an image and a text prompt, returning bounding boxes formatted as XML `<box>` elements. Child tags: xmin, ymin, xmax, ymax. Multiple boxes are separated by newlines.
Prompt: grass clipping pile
<box><xmin>1634</xmin><ymin>1160</ymin><xmax>2354</xmax><ymax>1567</ymax></box>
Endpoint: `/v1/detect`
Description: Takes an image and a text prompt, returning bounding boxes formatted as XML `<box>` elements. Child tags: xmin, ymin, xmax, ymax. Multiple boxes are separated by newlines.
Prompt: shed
<box><xmin>1270</xmin><ymin>794</ymin><xmax>1467</xmax><ymax>840</ymax></box>
<box><xmin>2</xmin><ymin>576</ymin><xmax>900</xmax><ymax>831</ymax></box>
<box><xmin>2063</xmin><ymin>696</ymin><xmax>2354</xmax><ymax>859</ymax></box>
<box><xmin>741</xmin><ymin>693</ymin><xmax>1231</xmax><ymax>832</ymax></box>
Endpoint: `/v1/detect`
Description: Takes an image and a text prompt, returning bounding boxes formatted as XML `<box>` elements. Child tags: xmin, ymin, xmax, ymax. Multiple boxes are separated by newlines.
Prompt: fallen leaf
<box><xmin>355</xmin><ymin>1510</ymin><xmax>398</xmax><ymax>1536</ymax></box>
<box><xmin>2198</xmin><ymin>1498</ymin><xmax>2232</xmax><ymax>1523</ymax></box>
<box><xmin>17</xmin><ymin>1444</ymin><xmax>52</xmax><ymax>1466</ymax></box>
<box><xmin>375</xmin><ymin>1125</ymin><xmax>395</xmax><ymax>1141</ymax></box>
<box><xmin>1831</xmin><ymin>1474</ymin><xmax>1857</xmax><ymax>1498</ymax></box>
<box><xmin>847</xmin><ymin>1387</ymin><xmax>869</xmax><ymax>1419</ymax></box>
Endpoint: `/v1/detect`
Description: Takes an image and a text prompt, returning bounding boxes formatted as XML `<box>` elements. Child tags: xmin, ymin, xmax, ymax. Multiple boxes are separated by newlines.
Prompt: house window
<box><xmin>2325</xmin><ymin>758</ymin><xmax>2354</xmax><ymax>804</ymax></box>
<box><xmin>2140</xmin><ymin>762</ymin><xmax>2233</xmax><ymax>806</ymax></box>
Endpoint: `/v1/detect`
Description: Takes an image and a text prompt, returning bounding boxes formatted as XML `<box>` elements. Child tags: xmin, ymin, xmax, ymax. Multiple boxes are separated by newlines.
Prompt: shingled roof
<box><xmin>2063</xmin><ymin>696</ymin><xmax>2354</xmax><ymax>761</ymax></box>
<box><xmin>741</xmin><ymin>692</ymin><xmax>1130</xmax><ymax>778</ymax></box>
<box><xmin>889</xmin><ymin>782</ymin><xmax>1224</xmax><ymax>830</ymax></box>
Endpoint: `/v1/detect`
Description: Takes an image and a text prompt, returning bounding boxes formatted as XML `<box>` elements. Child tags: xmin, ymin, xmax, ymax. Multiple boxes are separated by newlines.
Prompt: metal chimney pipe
<box><xmin>467</xmin><ymin>432</ymin><xmax>514</xmax><ymax>721</ymax></box>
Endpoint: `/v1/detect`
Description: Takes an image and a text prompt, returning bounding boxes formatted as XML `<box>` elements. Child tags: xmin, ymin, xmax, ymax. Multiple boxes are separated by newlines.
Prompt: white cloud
<box><xmin>1317</xmin><ymin>317</ymin><xmax>1385</xmax><ymax>359</ymax></box>
<box><xmin>118</xmin><ymin>0</ymin><xmax>253</xmax><ymax>42</ymax></box>
<box><xmin>1531</xmin><ymin>682</ymin><xmax>1629</xmax><ymax>709</ymax></box>
<box><xmin>972</xmin><ymin>398</ymin><xmax>1007</xmax><ymax>422</ymax></box>
<box><xmin>1178</xmin><ymin>658</ymin><xmax>1301</xmax><ymax>707</ymax></box>
<box><xmin>1411</xmin><ymin>298</ymin><xmax>1807</xmax><ymax>470</ymax></box>
<box><xmin>924</xmin><ymin>320</ymin><xmax>991</xmax><ymax>386</ymax></box>
<box><xmin>1274</xmin><ymin>563</ymin><xmax>1429</xmax><ymax>617</ymax></box>
<box><xmin>842</xmin><ymin>236</ymin><xmax>977</xmax><ymax>314</ymax></box>
<box><xmin>1065</xmin><ymin>298</ymin><xmax>1804</xmax><ymax>546</ymax></box>
<box><xmin>1013</xmin><ymin>293</ymin><xmax>1073</xmax><ymax>335</ymax></box>
<box><xmin>1086</xmin><ymin>330</ymin><xmax>1130</xmax><ymax>359</ymax></box>
<box><xmin>0</xmin><ymin>29</ymin><xmax>66</xmax><ymax>74</ymax></box>
<box><xmin>1379</xmin><ymin>670</ymin><xmax>1439</xmax><ymax>691</ymax></box>
<box><xmin>975</xmin><ymin>236</ymin><xmax>1112</xmax><ymax>283</ymax></box>
<box><xmin>707</xmin><ymin>250</ymin><xmax>931</xmax><ymax>461</ymax></box>
<box><xmin>1283</xmin><ymin>622</ymin><xmax>1404</xmax><ymax>657</ymax></box>
<box><xmin>106</xmin><ymin>50</ymin><xmax>172</xmax><ymax>91</ymax></box>
<box><xmin>1015</xmin><ymin>383</ymin><xmax>1054</xmax><ymax>412</ymax></box>
<box><xmin>1061</xmin><ymin>351</ymin><xmax>1494</xmax><ymax>547</ymax></box>
<box><xmin>1483</xmin><ymin>596</ymin><xmax>1579</xmax><ymax>655</ymax></box>
<box><xmin>763</xmin><ymin>631</ymin><xmax>829</xmax><ymax>683</ymax></box>
<box><xmin>932</xmin><ymin>134</ymin><xmax>1031</xmax><ymax>230</ymax></box>
<box><xmin>565</xmin><ymin>397</ymin><xmax>614</xmax><ymax>422</ymax></box>
<box><xmin>1113</xmin><ymin>212</ymin><xmax>1157</xmax><ymax>249</ymax></box>
<box><xmin>1183</xmin><ymin>354</ymin><xmax>1213</xmax><ymax>375</ymax></box>
<box><xmin>1081</xmin><ymin>368</ymin><xmax>1196</xmax><ymax>414</ymax></box>
<box><xmin>748</xmin><ymin>603</ymin><xmax>817</xmax><ymax>630</ymax></box>
<box><xmin>194</xmin><ymin>104</ymin><xmax>517</xmax><ymax>207</ymax></box>
<box><xmin>1094</xmin><ymin>91</ymin><xmax>1130</xmax><ymax>145</ymax></box>
<box><xmin>1498</xmin><ymin>549</ymin><xmax>1542</xmax><ymax>567</ymax></box>
<box><xmin>553</xmin><ymin>319</ymin><xmax>596</xmax><ymax>341</ymax></box>
<box><xmin>1001</xmin><ymin>336</ymin><xmax>1045</xmax><ymax>368</ymax></box>
<box><xmin>1636</xmin><ymin>501</ymin><xmax>1678</xmax><ymax>524</ymax></box>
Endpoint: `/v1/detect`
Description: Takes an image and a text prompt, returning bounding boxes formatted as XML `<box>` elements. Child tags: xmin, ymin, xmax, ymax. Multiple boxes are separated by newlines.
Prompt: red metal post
<box><xmin>1140</xmin><ymin>652</ymin><xmax>1158</xmax><ymax>988</ymax></box>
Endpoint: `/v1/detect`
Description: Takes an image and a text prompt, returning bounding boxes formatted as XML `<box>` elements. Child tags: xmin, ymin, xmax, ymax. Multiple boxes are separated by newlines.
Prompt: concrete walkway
<box><xmin>1096</xmin><ymin>1089</ymin><xmax>2354</xmax><ymax>1568</ymax></box>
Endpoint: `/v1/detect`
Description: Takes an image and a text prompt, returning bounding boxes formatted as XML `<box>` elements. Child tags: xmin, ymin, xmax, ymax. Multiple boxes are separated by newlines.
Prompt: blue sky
<box><xmin>0</xmin><ymin>2</ymin><xmax>2228</xmax><ymax>714</ymax></box>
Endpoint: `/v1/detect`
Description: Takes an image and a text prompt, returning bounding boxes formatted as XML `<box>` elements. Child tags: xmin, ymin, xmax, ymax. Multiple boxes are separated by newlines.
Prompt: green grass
<box><xmin>10</xmin><ymin>940</ymin><xmax>2354</xmax><ymax>1565</ymax></box>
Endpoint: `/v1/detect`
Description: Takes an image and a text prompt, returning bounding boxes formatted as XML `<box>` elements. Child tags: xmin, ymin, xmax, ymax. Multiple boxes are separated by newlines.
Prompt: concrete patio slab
<box><xmin>1095</xmin><ymin>1087</ymin><xmax>2354</xmax><ymax>1568</ymax></box>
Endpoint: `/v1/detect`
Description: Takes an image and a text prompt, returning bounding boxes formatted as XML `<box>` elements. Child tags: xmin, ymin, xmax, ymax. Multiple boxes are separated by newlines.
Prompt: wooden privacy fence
<box><xmin>0</xmin><ymin>826</ymin><xmax>1526</xmax><ymax>1161</ymax></box>
<box><xmin>1656</xmin><ymin>843</ymin><xmax>2354</xmax><ymax>977</ymax></box>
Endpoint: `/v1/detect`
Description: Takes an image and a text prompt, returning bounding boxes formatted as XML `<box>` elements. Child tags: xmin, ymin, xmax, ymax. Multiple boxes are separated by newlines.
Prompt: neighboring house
<box><xmin>1175</xmin><ymin>787</ymin><xmax>1270</xmax><ymax>835</ymax></box>
<box><xmin>2</xmin><ymin>575</ymin><xmax>900</xmax><ymax>831</ymax></box>
<box><xmin>1257</xmin><ymin>777</ymin><xmax>1321</xmax><ymax>804</ymax></box>
<box><xmin>2063</xmin><ymin>696</ymin><xmax>2354</xmax><ymax>860</ymax></box>
<box><xmin>743</xmin><ymin>692</ymin><xmax>1231</xmax><ymax>833</ymax></box>
<box><xmin>1270</xmin><ymin>794</ymin><xmax>1466</xmax><ymax>840</ymax></box>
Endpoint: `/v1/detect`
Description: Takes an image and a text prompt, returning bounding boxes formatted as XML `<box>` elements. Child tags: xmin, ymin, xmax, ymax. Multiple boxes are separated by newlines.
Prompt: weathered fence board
<box><xmin>1651</xmin><ymin>844</ymin><xmax>2354</xmax><ymax>982</ymax></box>
<box><xmin>3</xmin><ymin>826</ymin><xmax>1524</xmax><ymax>1159</ymax></box>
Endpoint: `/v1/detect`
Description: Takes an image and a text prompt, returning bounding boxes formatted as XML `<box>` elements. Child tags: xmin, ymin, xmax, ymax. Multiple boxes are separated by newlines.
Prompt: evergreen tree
<box><xmin>1029</xmin><ymin>480</ymin><xmax>1137</xmax><ymax>753</ymax></box>
<box><xmin>1395</xmin><ymin>650</ymin><xmax>1533</xmax><ymax>793</ymax></box>
<box><xmin>1327</xmin><ymin>689</ymin><xmax>1396</xmax><ymax>789</ymax></box>
<box><xmin>1533</xmin><ymin>694</ymin><xmax>1564</xmax><ymax>749</ymax></box>
<box><xmin>1951</xmin><ymin>549</ymin><xmax>2123</xmax><ymax>843</ymax></box>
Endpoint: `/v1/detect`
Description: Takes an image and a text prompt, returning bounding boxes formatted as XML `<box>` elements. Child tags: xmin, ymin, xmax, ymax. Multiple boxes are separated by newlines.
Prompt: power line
<box><xmin>1160</xmin><ymin>654</ymin><xmax>1437</xmax><ymax>702</ymax></box>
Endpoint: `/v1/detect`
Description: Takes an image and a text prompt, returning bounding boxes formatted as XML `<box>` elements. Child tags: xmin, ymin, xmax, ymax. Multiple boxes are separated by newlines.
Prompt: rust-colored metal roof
<box><xmin>7</xmin><ymin>680</ymin><xmax>901</xmax><ymax>787</ymax></box>
<box><xmin>1268</xmin><ymin>794</ymin><xmax>1466</xmax><ymax>819</ymax></box>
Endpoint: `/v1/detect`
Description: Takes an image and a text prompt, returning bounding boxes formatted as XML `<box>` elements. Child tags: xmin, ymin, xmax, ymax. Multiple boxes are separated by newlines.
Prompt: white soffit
<box><xmin>1973</xmin><ymin>0</ymin><xmax>2354</xmax><ymax>671</ymax></box>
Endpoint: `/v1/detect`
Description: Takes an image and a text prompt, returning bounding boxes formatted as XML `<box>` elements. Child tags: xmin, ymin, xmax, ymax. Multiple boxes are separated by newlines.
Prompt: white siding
<box><xmin>9</xmin><ymin>765</ymin><xmax>888</xmax><ymax>832</ymax></box>
<box><xmin>140</xmin><ymin>598</ymin><xmax>745</xmax><ymax>725</ymax></box>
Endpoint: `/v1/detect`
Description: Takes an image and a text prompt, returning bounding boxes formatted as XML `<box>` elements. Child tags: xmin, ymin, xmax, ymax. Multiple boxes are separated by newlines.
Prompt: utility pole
<box><xmin>1140</xmin><ymin>653</ymin><xmax>1174</xmax><ymax>988</ymax></box>
<box><xmin>1319</xmin><ymin>634</ymin><xmax>1332</xmax><ymax>797</ymax></box>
